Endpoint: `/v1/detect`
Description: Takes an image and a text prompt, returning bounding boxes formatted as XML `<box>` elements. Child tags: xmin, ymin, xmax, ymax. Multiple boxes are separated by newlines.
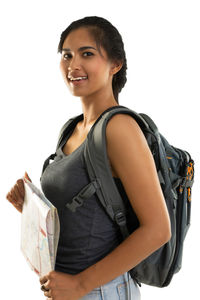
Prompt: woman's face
<box><xmin>60</xmin><ymin>27</ymin><xmax>115</xmax><ymax>98</ymax></box>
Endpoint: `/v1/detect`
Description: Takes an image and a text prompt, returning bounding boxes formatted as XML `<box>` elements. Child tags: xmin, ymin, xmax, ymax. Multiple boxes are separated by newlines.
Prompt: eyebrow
<box><xmin>62</xmin><ymin>46</ymin><xmax>97</xmax><ymax>52</ymax></box>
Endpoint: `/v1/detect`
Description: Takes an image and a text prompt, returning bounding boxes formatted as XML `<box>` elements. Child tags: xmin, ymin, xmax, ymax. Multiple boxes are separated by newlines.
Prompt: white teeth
<box><xmin>69</xmin><ymin>76</ymin><xmax>88</xmax><ymax>81</ymax></box>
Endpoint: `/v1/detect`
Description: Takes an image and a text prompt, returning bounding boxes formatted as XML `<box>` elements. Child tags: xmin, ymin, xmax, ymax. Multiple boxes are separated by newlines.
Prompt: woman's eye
<box><xmin>63</xmin><ymin>53</ymin><xmax>72</xmax><ymax>60</ymax></box>
<box><xmin>83</xmin><ymin>52</ymin><xmax>94</xmax><ymax>57</ymax></box>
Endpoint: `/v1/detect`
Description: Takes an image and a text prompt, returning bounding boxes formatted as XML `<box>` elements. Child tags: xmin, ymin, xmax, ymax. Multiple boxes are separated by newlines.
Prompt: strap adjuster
<box><xmin>115</xmin><ymin>211</ymin><xmax>126</xmax><ymax>227</ymax></box>
<box><xmin>66</xmin><ymin>196</ymin><xmax>84</xmax><ymax>212</ymax></box>
<box><xmin>66</xmin><ymin>179</ymin><xmax>101</xmax><ymax>212</ymax></box>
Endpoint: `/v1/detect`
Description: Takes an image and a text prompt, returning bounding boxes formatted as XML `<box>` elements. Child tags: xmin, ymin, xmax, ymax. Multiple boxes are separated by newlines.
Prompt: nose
<box><xmin>68</xmin><ymin>55</ymin><xmax>81</xmax><ymax>71</ymax></box>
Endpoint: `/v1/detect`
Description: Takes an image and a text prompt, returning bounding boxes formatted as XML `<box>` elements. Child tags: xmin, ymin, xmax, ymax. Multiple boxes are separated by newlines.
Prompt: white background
<box><xmin>0</xmin><ymin>0</ymin><xmax>199</xmax><ymax>299</ymax></box>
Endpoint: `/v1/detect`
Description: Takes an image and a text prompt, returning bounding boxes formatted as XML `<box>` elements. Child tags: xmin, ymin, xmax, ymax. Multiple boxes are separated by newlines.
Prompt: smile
<box><xmin>68</xmin><ymin>76</ymin><xmax>88</xmax><ymax>81</ymax></box>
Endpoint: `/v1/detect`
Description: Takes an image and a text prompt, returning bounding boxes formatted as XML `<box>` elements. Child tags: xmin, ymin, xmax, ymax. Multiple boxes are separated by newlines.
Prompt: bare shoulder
<box><xmin>106</xmin><ymin>113</ymin><xmax>154</xmax><ymax>179</ymax></box>
<box><xmin>107</xmin><ymin>113</ymin><xmax>139</xmax><ymax>130</ymax></box>
<box><xmin>106</xmin><ymin>113</ymin><xmax>148</xmax><ymax>154</ymax></box>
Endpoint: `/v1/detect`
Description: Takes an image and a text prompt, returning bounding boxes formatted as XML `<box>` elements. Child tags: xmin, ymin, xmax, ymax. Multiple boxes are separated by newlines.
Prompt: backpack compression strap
<box><xmin>84</xmin><ymin>106</ymin><xmax>151</xmax><ymax>238</ymax></box>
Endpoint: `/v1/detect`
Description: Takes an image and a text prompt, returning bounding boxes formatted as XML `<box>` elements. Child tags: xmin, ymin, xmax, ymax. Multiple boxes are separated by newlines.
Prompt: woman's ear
<box><xmin>110</xmin><ymin>61</ymin><xmax>123</xmax><ymax>75</ymax></box>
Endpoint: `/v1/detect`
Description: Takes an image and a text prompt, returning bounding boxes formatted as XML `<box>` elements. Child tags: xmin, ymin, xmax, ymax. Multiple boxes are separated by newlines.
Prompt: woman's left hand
<box><xmin>39</xmin><ymin>270</ymin><xmax>85</xmax><ymax>300</ymax></box>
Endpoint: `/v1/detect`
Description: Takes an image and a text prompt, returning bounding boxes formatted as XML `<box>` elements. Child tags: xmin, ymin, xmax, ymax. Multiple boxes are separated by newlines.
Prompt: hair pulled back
<box><xmin>58</xmin><ymin>16</ymin><xmax>127</xmax><ymax>103</ymax></box>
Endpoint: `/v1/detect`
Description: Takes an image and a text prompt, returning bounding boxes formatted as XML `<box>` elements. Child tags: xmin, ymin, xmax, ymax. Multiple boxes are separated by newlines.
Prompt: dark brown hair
<box><xmin>58</xmin><ymin>16</ymin><xmax>127</xmax><ymax>103</ymax></box>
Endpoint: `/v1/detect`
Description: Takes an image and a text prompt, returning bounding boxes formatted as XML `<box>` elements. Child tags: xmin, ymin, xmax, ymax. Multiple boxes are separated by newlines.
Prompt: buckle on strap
<box><xmin>115</xmin><ymin>211</ymin><xmax>129</xmax><ymax>239</ymax></box>
<box><xmin>115</xmin><ymin>211</ymin><xmax>127</xmax><ymax>227</ymax></box>
<box><xmin>66</xmin><ymin>179</ymin><xmax>101</xmax><ymax>212</ymax></box>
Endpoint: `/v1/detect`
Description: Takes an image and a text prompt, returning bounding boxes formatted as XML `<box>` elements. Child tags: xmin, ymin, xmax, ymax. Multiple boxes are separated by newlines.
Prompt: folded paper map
<box><xmin>21</xmin><ymin>178</ymin><xmax>60</xmax><ymax>277</ymax></box>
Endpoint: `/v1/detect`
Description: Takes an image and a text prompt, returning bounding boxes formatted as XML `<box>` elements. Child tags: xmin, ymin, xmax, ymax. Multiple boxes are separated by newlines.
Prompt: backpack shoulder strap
<box><xmin>56</xmin><ymin>114</ymin><xmax>83</xmax><ymax>150</ymax></box>
<box><xmin>139</xmin><ymin>113</ymin><xmax>158</xmax><ymax>135</ymax></box>
<box><xmin>41</xmin><ymin>113</ymin><xmax>83</xmax><ymax>178</ymax></box>
<box><xmin>84</xmin><ymin>106</ymin><xmax>151</xmax><ymax>238</ymax></box>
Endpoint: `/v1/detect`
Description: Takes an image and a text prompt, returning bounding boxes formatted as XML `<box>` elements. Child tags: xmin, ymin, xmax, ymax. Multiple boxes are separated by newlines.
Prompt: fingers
<box><xmin>40</xmin><ymin>274</ymin><xmax>53</xmax><ymax>298</ymax></box>
<box><xmin>41</xmin><ymin>283</ymin><xmax>51</xmax><ymax>298</ymax></box>
<box><xmin>41</xmin><ymin>284</ymin><xmax>49</xmax><ymax>292</ymax></box>
<box><xmin>6</xmin><ymin>180</ymin><xmax>24</xmax><ymax>201</ymax></box>
<box><xmin>40</xmin><ymin>275</ymin><xmax>49</xmax><ymax>285</ymax></box>
<box><xmin>44</xmin><ymin>290</ymin><xmax>51</xmax><ymax>297</ymax></box>
<box><xmin>14</xmin><ymin>182</ymin><xmax>24</xmax><ymax>201</ymax></box>
<box><xmin>6</xmin><ymin>190</ymin><xmax>22</xmax><ymax>212</ymax></box>
<box><xmin>41</xmin><ymin>285</ymin><xmax>46</xmax><ymax>292</ymax></box>
<box><xmin>41</xmin><ymin>280</ymin><xmax>50</xmax><ymax>291</ymax></box>
<box><xmin>6</xmin><ymin>179</ymin><xmax>25</xmax><ymax>213</ymax></box>
<box><xmin>17</xmin><ymin>179</ymin><xmax>25</xmax><ymax>196</ymax></box>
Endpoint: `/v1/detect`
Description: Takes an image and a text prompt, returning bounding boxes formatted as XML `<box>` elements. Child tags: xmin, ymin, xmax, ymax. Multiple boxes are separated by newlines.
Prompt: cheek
<box><xmin>96</xmin><ymin>67</ymin><xmax>111</xmax><ymax>84</ymax></box>
<box><xmin>89</xmin><ymin>60</ymin><xmax>110</xmax><ymax>81</ymax></box>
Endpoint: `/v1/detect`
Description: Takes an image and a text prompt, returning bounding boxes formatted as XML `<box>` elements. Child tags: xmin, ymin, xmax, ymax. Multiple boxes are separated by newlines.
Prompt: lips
<box><xmin>68</xmin><ymin>76</ymin><xmax>88</xmax><ymax>81</ymax></box>
<box><xmin>67</xmin><ymin>75</ymin><xmax>88</xmax><ymax>87</ymax></box>
<box><xmin>68</xmin><ymin>75</ymin><xmax>88</xmax><ymax>81</ymax></box>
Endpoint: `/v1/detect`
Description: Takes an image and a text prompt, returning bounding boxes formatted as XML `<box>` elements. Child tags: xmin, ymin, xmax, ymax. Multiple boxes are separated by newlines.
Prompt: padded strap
<box><xmin>41</xmin><ymin>114</ymin><xmax>83</xmax><ymax>179</ymax></box>
<box><xmin>56</xmin><ymin>114</ymin><xmax>84</xmax><ymax>150</ymax></box>
<box><xmin>41</xmin><ymin>153</ymin><xmax>56</xmax><ymax>177</ymax></box>
<box><xmin>140</xmin><ymin>113</ymin><xmax>158</xmax><ymax>134</ymax></box>
<box><xmin>84</xmin><ymin>106</ymin><xmax>151</xmax><ymax>238</ymax></box>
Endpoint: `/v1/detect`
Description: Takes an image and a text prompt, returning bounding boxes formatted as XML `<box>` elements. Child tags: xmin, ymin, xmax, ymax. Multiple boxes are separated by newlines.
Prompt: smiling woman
<box><xmin>7</xmin><ymin>16</ymin><xmax>171</xmax><ymax>300</ymax></box>
<box><xmin>59</xmin><ymin>26</ymin><xmax>123</xmax><ymax>101</ymax></box>
<box><xmin>58</xmin><ymin>16</ymin><xmax>127</xmax><ymax>103</ymax></box>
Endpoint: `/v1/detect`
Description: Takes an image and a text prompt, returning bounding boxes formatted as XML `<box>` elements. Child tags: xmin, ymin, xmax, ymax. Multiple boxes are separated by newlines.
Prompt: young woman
<box><xmin>6</xmin><ymin>16</ymin><xmax>171</xmax><ymax>300</ymax></box>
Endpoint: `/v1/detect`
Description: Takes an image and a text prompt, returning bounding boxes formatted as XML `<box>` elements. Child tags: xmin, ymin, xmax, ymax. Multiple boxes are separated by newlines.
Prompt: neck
<box><xmin>80</xmin><ymin>90</ymin><xmax>119</xmax><ymax>128</ymax></box>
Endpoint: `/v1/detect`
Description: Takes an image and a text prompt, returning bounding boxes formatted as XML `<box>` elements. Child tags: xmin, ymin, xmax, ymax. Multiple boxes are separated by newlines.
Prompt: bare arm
<box><xmin>76</xmin><ymin>114</ymin><xmax>171</xmax><ymax>294</ymax></box>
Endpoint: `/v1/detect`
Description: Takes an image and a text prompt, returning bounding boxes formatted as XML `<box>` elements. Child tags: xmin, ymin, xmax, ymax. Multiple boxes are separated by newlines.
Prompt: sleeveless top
<box><xmin>40</xmin><ymin>126</ymin><xmax>132</xmax><ymax>275</ymax></box>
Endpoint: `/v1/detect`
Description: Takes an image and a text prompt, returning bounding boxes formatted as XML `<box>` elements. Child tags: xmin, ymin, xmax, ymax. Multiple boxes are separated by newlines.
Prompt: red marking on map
<box><xmin>40</xmin><ymin>227</ymin><xmax>46</xmax><ymax>237</ymax></box>
<box><xmin>34</xmin><ymin>267</ymin><xmax>40</xmax><ymax>275</ymax></box>
<box><xmin>23</xmin><ymin>251</ymin><xmax>41</xmax><ymax>276</ymax></box>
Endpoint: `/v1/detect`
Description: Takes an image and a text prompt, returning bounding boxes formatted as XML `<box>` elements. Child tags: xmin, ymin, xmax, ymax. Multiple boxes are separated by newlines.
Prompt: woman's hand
<box><xmin>40</xmin><ymin>271</ymin><xmax>86</xmax><ymax>300</ymax></box>
<box><xmin>6</xmin><ymin>172</ymin><xmax>31</xmax><ymax>213</ymax></box>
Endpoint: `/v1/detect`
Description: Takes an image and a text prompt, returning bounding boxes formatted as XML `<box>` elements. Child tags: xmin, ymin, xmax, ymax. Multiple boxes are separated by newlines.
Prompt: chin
<box><xmin>70</xmin><ymin>88</ymin><xmax>93</xmax><ymax>98</ymax></box>
<box><xmin>71</xmin><ymin>91</ymin><xmax>86</xmax><ymax>97</ymax></box>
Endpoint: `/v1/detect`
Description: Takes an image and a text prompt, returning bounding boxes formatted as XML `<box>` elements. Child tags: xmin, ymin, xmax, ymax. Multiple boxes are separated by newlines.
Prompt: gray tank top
<box><xmin>40</xmin><ymin>128</ymin><xmax>130</xmax><ymax>274</ymax></box>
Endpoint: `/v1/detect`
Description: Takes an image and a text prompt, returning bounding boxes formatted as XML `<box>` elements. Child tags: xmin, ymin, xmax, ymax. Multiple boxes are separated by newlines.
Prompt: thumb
<box><xmin>24</xmin><ymin>171</ymin><xmax>32</xmax><ymax>182</ymax></box>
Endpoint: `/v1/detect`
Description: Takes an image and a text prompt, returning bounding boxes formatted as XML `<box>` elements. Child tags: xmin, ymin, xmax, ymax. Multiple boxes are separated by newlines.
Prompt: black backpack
<box><xmin>44</xmin><ymin>105</ymin><xmax>194</xmax><ymax>287</ymax></box>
